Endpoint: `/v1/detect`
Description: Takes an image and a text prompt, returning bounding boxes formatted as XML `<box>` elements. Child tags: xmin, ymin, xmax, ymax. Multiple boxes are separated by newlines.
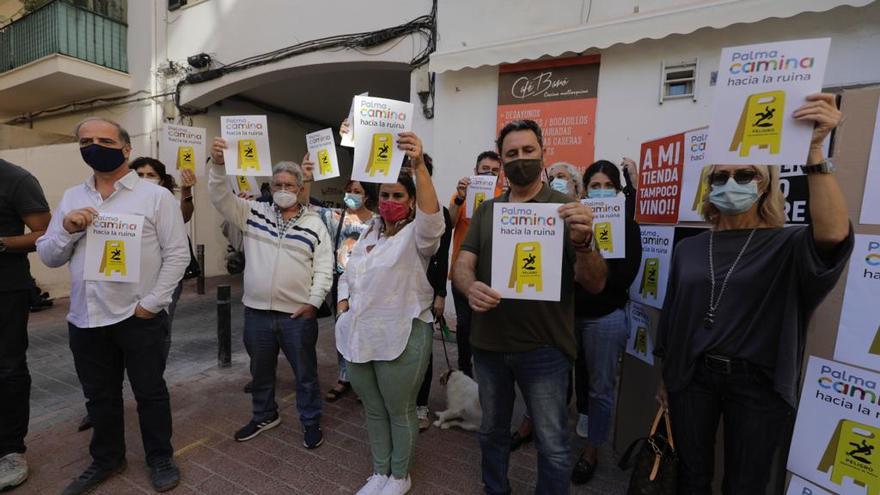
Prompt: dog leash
<box><xmin>435</xmin><ymin>315</ymin><xmax>454</xmax><ymax>372</ymax></box>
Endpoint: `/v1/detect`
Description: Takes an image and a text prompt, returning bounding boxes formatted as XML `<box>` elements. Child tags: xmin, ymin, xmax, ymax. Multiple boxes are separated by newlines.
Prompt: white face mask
<box><xmin>273</xmin><ymin>190</ymin><xmax>298</xmax><ymax>209</ymax></box>
<box><xmin>143</xmin><ymin>177</ymin><xmax>161</xmax><ymax>186</ymax></box>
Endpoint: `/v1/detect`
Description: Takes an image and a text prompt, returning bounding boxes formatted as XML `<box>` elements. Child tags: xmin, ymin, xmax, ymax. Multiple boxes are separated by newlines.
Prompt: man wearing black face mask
<box><xmin>452</xmin><ymin>120</ymin><xmax>607</xmax><ymax>494</ymax></box>
<box><xmin>36</xmin><ymin>118</ymin><xmax>189</xmax><ymax>494</ymax></box>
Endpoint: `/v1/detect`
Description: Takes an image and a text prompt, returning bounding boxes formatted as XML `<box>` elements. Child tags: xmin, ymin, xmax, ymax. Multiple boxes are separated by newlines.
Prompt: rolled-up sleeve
<box><xmin>139</xmin><ymin>190</ymin><xmax>189</xmax><ymax>313</ymax></box>
<box><xmin>414</xmin><ymin>205</ymin><xmax>444</xmax><ymax>258</ymax></box>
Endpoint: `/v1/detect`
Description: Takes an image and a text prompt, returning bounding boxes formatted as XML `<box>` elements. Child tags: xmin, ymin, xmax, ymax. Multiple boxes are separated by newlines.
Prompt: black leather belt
<box><xmin>703</xmin><ymin>354</ymin><xmax>751</xmax><ymax>375</ymax></box>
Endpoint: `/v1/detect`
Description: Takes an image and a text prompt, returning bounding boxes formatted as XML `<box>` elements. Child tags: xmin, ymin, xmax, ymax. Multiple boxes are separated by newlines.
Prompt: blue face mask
<box><xmin>550</xmin><ymin>178</ymin><xmax>572</xmax><ymax>195</ymax></box>
<box><xmin>343</xmin><ymin>192</ymin><xmax>363</xmax><ymax>210</ymax></box>
<box><xmin>709</xmin><ymin>178</ymin><xmax>759</xmax><ymax>214</ymax></box>
<box><xmin>80</xmin><ymin>143</ymin><xmax>126</xmax><ymax>173</ymax></box>
<box><xmin>587</xmin><ymin>188</ymin><xmax>617</xmax><ymax>199</ymax></box>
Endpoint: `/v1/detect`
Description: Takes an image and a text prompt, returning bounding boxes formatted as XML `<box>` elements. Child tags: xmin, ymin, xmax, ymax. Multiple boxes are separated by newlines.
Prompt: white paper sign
<box><xmin>228</xmin><ymin>174</ymin><xmax>267</xmax><ymax>198</ymax></box>
<box><xmin>466</xmin><ymin>176</ymin><xmax>497</xmax><ymax>218</ymax></box>
<box><xmin>859</xmin><ymin>100</ymin><xmax>880</xmax><ymax>225</ymax></box>
<box><xmin>352</xmin><ymin>96</ymin><xmax>413</xmax><ymax>184</ymax></box>
<box><xmin>340</xmin><ymin>92</ymin><xmax>368</xmax><ymax>148</ymax></box>
<box><xmin>491</xmin><ymin>203</ymin><xmax>564</xmax><ymax>302</ymax></box>
<box><xmin>679</xmin><ymin>128</ymin><xmax>711</xmax><ymax>222</ymax></box>
<box><xmin>626</xmin><ymin>302</ymin><xmax>655</xmax><ymax>365</ymax></box>
<box><xmin>306</xmin><ymin>128</ymin><xmax>341</xmax><ymax>181</ymax></box>
<box><xmin>159</xmin><ymin>124</ymin><xmax>206</xmax><ymax>177</ymax></box>
<box><xmin>629</xmin><ymin>225</ymin><xmax>675</xmax><ymax>310</ymax></box>
<box><xmin>220</xmin><ymin>115</ymin><xmax>272</xmax><ymax>177</ymax></box>
<box><xmin>83</xmin><ymin>213</ymin><xmax>144</xmax><ymax>283</ymax></box>
<box><xmin>707</xmin><ymin>38</ymin><xmax>830</xmax><ymax>166</ymax></box>
<box><xmin>581</xmin><ymin>194</ymin><xmax>626</xmax><ymax>259</ymax></box>
<box><xmin>788</xmin><ymin>356</ymin><xmax>880</xmax><ymax>494</ymax></box>
<box><xmin>787</xmin><ymin>475</ymin><xmax>834</xmax><ymax>495</ymax></box>
<box><xmin>834</xmin><ymin>234</ymin><xmax>880</xmax><ymax>372</ymax></box>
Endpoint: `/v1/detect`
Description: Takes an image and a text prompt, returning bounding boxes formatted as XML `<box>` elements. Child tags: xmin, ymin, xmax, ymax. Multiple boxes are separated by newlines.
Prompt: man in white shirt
<box><xmin>209</xmin><ymin>139</ymin><xmax>333</xmax><ymax>450</ymax></box>
<box><xmin>36</xmin><ymin>118</ymin><xmax>188</xmax><ymax>495</ymax></box>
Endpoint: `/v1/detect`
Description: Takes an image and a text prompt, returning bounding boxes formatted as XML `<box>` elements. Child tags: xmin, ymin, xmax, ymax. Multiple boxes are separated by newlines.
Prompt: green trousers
<box><xmin>347</xmin><ymin>319</ymin><xmax>432</xmax><ymax>478</ymax></box>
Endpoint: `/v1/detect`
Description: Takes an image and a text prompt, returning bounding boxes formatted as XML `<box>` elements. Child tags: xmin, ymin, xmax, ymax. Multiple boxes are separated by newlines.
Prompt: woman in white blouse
<box><xmin>335</xmin><ymin>131</ymin><xmax>443</xmax><ymax>495</ymax></box>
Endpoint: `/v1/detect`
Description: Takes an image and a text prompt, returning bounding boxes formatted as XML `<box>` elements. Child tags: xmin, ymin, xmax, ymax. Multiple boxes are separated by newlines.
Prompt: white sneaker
<box><xmin>379</xmin><ymin>475</ymin><xmax>411</xmax><ymax>495</ymax></box>
<box><xmin>0</xmin><ymin>453</ymin><xmax>28</xmax><ymax>491</ymax></box>
<box><xmin>355</xmin><ymin>474</ymin><xmax>389</xmax><ymax>495</ymax></box>
<box><xmin>576</xmin><ymin>414</ymin><xmax>589</xmax><ymax>438</ymax></box>
<box><xmin>416</xmin><ymin>406</ymin><xmax>430</xmax><ymax>431</ymax></box>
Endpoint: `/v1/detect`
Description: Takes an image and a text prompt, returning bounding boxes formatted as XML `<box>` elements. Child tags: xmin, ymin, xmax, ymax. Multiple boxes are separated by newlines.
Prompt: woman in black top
<box><xmin>571</xmin><ymin>159</ymin><xmax>642</xmax><ymax>485</ymax></box>
<box><xmin>655</xmin><ymin>93</ymin><xmax>853</xmax><ymax>493</ymax></box>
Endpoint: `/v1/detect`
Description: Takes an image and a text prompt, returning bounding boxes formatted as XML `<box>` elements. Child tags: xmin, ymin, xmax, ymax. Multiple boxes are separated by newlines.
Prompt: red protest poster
<box><xmin>636</xmin><ymin>132</ymin><xmax>685</xmax><ymax>224</ymax></box>
<box><xmin>496</xmin><ymin>55</ymin><xmax>600</xmax><ymax>170</ymax></box>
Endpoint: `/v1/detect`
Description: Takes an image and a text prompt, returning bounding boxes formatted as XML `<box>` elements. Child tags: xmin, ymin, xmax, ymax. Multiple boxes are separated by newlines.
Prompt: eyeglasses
<box><xmin>709</xmin><ymin>169</ymin><xmax>757</xmax><ymax>186</ymax></box>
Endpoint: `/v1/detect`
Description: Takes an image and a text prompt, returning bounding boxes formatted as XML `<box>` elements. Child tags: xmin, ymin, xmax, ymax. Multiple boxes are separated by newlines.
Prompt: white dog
<box><xmin>433</xmin><ymin>370</ymin><xmax>482</xmax><ymax>431</ymax></box>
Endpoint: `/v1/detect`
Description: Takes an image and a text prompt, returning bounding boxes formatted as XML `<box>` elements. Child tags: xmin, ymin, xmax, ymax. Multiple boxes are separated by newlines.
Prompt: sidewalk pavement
<box><xmin>19</xmin><ymin>275</ymin><xmax>628</xmax><ymax>494</ymax></box>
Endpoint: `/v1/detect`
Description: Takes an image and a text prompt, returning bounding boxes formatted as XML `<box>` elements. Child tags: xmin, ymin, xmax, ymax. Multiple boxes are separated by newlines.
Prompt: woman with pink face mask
<box><xmin>335</xmin><ymin>131</ymin><xmax>444</xmax><ymax>495</ymax></box>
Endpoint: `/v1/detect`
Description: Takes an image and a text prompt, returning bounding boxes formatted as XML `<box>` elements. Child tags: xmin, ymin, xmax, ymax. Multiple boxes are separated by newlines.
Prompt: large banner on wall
<box><xmin>636</xmin><ymin>128</ymin><xmax>709</xmax><ymax>224</ymax></box>
<box><xmin>497</xmin><ymin>55</ymin><xmax>600</xmax><ymax>170</ymax></box>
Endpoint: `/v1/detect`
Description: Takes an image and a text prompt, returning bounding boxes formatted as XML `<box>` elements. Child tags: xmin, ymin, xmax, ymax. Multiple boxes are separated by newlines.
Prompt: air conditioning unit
<box><xmin>168</xmin><ymin>0</ymin><xmax>187</xmax><ymax>11</ymax></box>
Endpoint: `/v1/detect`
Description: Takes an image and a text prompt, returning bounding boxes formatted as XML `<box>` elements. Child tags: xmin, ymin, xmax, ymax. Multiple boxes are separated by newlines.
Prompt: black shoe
<box><xmin>149</xmin><ymin>457</ymin><xmax>180</xmax><ymax>492</ymax></box>
<box><xmin>61</xmin><ymin>461</ymin><xmax>126</xmax><ymax>495</ymax></box>
<box><xmin>243</xmin><ymin>381</ymin><xmax>253</xmax><ymax>394</ymax></box>
<box><xmin>303</xmin><ymin>424</ymin><xmax>324</xmax><ymax>449</ymax></box>
<box><xmin>571</xmin><ymin>454</ymin><xmax>597</xmax><ymax>485</ymax></box>
<box><xmin>77</xmin><ymin>415</ymin><xmax>92</xmax><ymax>432</ymax></box>
<box><xmin>234</xmin><ymin>414</ymin><xmax>280</xmax><ymax>442</ymax></box>
<box><xmin>510</xmin><ymin>430</ymin><xmax>532</xmax><ymax>452</ymax></box>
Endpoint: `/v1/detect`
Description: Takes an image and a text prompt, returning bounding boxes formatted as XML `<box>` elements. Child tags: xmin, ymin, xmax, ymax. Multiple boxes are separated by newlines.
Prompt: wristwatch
<box><xmin>454</xmin><ymin>196</ymin><xmax>465</xmax><ymax>206</ymax></box>
<box><xmin>802</xmin><ymin>159</ymin><xmax>836</xmax><ymax>175</ymax></box>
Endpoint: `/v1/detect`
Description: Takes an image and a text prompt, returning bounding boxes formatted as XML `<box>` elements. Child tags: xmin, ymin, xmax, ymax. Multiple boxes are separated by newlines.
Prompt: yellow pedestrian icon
<box><xmin>176</xmin><ymin>146</ymin><xmax>195</xmax><ymax>172</ymax></box>
<box><xmin>693</xmin><ymin>166</ymin><xmax>711</xmax><ymax>214</ymax></box>
<box><xmin>639</xmin><ymin>258</ymin><xmax>659</xmax><ymax>299</ymax></box>
<box><xmin>236</xmin><ymin>175</ymin><xmax>252</xmax><ymax>193</ymax></box>
<box><xmin>729</xmin><ymin>91</ymin><xmax>785</xmax><ymax>157</ymax></box>
<box><xmin>238</xmin><ymin>139</ymin><xmax>260</xmax><ymax>171</ymax></box>
<box><xmin>474</xmin><ymin>192</ymin><xmax>486</xmax><ymax>213</ymax></box>
<box><xmin>99</xmin><ymin>240</ymin><xmax>127</xmax><ymax>277</ymax></box>
<box><xmin>870</xmin><ymin>325</ymin><xmax>880</xmax><ymax>356</ymax></box>
<box><xmin>317</xmin><ymin>149</ymin><xmax>333</xmax><ymax>175</ymax></box>
<box><xmin>818</xmin><ymin>419</ymin><xmax>879</xmax><ymax>495</ymax></box>
<box><xmin>633</xmin><ymin>326</ymin><xmax>648</xmax><ymax>355</ymax></box>
<box><xmin>367</xmin><ymin>133</ymin><xmax>393</xmax><ymax>177</ymax></box>
<box><xmin>595</xmin><ymin>222</ymin><xmax>613</xmax><ymax>253</ymax></box>
<box><xmin>509</xmin><ymin>242</ymin><xmax>543</xmax><ymax>293</ymax></box>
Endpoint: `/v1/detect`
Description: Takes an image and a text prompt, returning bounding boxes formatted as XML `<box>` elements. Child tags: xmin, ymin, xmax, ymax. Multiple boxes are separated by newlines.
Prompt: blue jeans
<box><xmin>244</xmin><ymin>307</ymin><xmax>321</xmax><ymax>427</ymax></box>
<box><xmin>474</xmin><ymin>346</ymin><xmax>572</xmax><ymax>495</ymax></box>
<box><xmin>574</xmin><ymin>309</ymin><xmax>628</xmax><ymax>447</ymax></box>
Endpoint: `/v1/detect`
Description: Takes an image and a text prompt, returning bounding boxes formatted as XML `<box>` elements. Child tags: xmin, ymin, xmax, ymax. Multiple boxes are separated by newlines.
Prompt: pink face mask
<box><xmin>378</xmin><ymin>200</ymin><xmax>411</xmax><ymax>223</ymax></box>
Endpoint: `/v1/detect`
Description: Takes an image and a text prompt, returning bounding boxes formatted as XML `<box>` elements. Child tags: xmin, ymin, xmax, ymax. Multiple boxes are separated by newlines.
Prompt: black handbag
<box><xmin>618</xmin><ymin>406</ymin><xmax>678</xmax><ymax>495</ymax></box>
<box><xmin>183</xmin><ymin>237</ymin><xmax>202</xmax><ymax>280</ymax></box>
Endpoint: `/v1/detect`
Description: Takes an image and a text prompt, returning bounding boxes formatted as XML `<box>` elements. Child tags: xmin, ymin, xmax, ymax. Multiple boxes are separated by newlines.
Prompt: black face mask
<box><xmin>503</xmin><ymin>158</ymin><xmax>543</xmax><ymax>186</ymax></box>
<box><xmin>80</xmin><ymin>143</ymin><xmax>126</xmax><ymax>173</ymax></box>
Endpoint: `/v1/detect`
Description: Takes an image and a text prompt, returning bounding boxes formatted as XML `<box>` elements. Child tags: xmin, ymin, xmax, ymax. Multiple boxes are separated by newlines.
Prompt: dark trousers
<box><xmin>244</xmin><ymin>308</ymin><xmax>321</xmax><ymax>426</ymax></box>
<box><xmin>69</xmin><ymin>313</ymin><xmax>173</xmax><ymax>469</ymax></box>
<box><xmin>416</xmin><ymin>353</ymin><xmax>433</xmax><ymax>407</ymax></box>
<box><xmin>451</xmin><ymin>287</ymin><xmax>473</xmax><ymax>377</ymax></box>
<box><xmin>0</xmin><ymin>290</ymin><xmax>31</xmax><ymax>457</ymax></box>
<box><xmin>668</xmin><ymin>359</ymin><xmax>794</xmax><ymax>495</ymax></box>
<box><xmin>474</xmin><ymin>347</ymin><xmax>572</xmax><ymax>495</ymax></box>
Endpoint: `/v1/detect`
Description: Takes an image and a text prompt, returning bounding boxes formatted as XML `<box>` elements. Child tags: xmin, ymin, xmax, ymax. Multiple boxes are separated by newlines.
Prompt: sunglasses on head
<box><xmin>709</xmin><ymin>169</ymin><xmax>757</xmax><ymax>186</ymax></box>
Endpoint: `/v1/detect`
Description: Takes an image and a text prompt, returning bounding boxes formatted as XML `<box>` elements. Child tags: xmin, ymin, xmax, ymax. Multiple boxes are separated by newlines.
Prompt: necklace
<box><xmin>705</xmin><ymin>228</ymin><xmax>757</xmax><ymax>330</ymax></box>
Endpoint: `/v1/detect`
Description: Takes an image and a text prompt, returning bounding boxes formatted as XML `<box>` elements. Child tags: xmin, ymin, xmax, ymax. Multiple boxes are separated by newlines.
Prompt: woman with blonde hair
<box><xmin>655</xmin><ymin>93</ymin><xmax>854</xmax><ymax>493</ymax></box>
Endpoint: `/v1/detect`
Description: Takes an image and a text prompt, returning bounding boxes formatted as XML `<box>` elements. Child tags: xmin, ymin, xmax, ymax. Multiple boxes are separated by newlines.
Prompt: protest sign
<box><xmin>626</xmin><ymin>302</ymin><xmax>655</xmax><ymax>365</ymax></box>
<box><xmin>340</xmin><ymin>92</ymin><xmax>368</xmax><ymax>148</ymax></box>
<box><xmin>787</xmin><ymin>475</ymin><xmax>834</xmax><ymax>495</ymax></box>
<box><xmin>581</xmin><ymin>194</ymin><xmax>626</xmax><ymax>259</ymax></box>
<box><xmin>466</xmin><ymin>176</ymin><xmax>498</xmax><ymax>218</ymax></box>
<box><xmin>228</xmin><ymin>175</ymin><xmax>266</xmax><ymax>197</ymax></box>
<box><xmin>788</xmin><ymin>356</ymin><xmax>880</xmax><ymax>495</ymax></box>
<box><xmin>636</xmin><ymin>132</ymin><xmax>685</xmax><ymax>224</ymax></box>
<box><xmin>83</xmin><ymin>213</ymin><xmax>144</xmax><ymax>283</ymax></box>
<box><xmin>352</xmin><ymin>96</ymin><xmax>413</xmax><ymax>184</ymax></box>
<box><xmin>491</xmin><ymin>203</ymin><xmax>564</xmax><ymax>302</ymax></box>
<box><xmin>834</xmin><ymin>234</ymin><xmax>880</xmax><ymax>372</ymax></box>
<box><xmin>678</xmin><ymin>128</ymin><xmax>711</xmax><ymax>222</ymax></box>
<box><xmin>159</xmin><ymin>124</ymin><xmax>206</xmax><ymax>177</ymax></box>
<box><xmin>496</xmin><ymin>55</ymin><xmax>599</xmax><ymax>169</ymax></box>
<box><xmin>220</xmin><ymin>115</ymin><xmax>272</xmax><ymax>177</ymax></box>
<box><xmin>306</xmin><ymin>128</ymin><xmax>340</xmax><ymax>181</ymax></box>
<box><xmin>629</xmin><ymin>225</ymin><xmax>675</xmax><ymax>309</ymax></box>
<box><xmin>707</xmin><ymin>38</ymin><xmax>831</xmax><ymax>166</ymax></box>
<box><xmin>860</xmin><ymin>100</ymin><xmax>880</xmax><ymax>225</ymax></box>
<box><xmin>779</xmin><ymin>165</ymin><xmax>812</xmax><ymax>225</ymax></box>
